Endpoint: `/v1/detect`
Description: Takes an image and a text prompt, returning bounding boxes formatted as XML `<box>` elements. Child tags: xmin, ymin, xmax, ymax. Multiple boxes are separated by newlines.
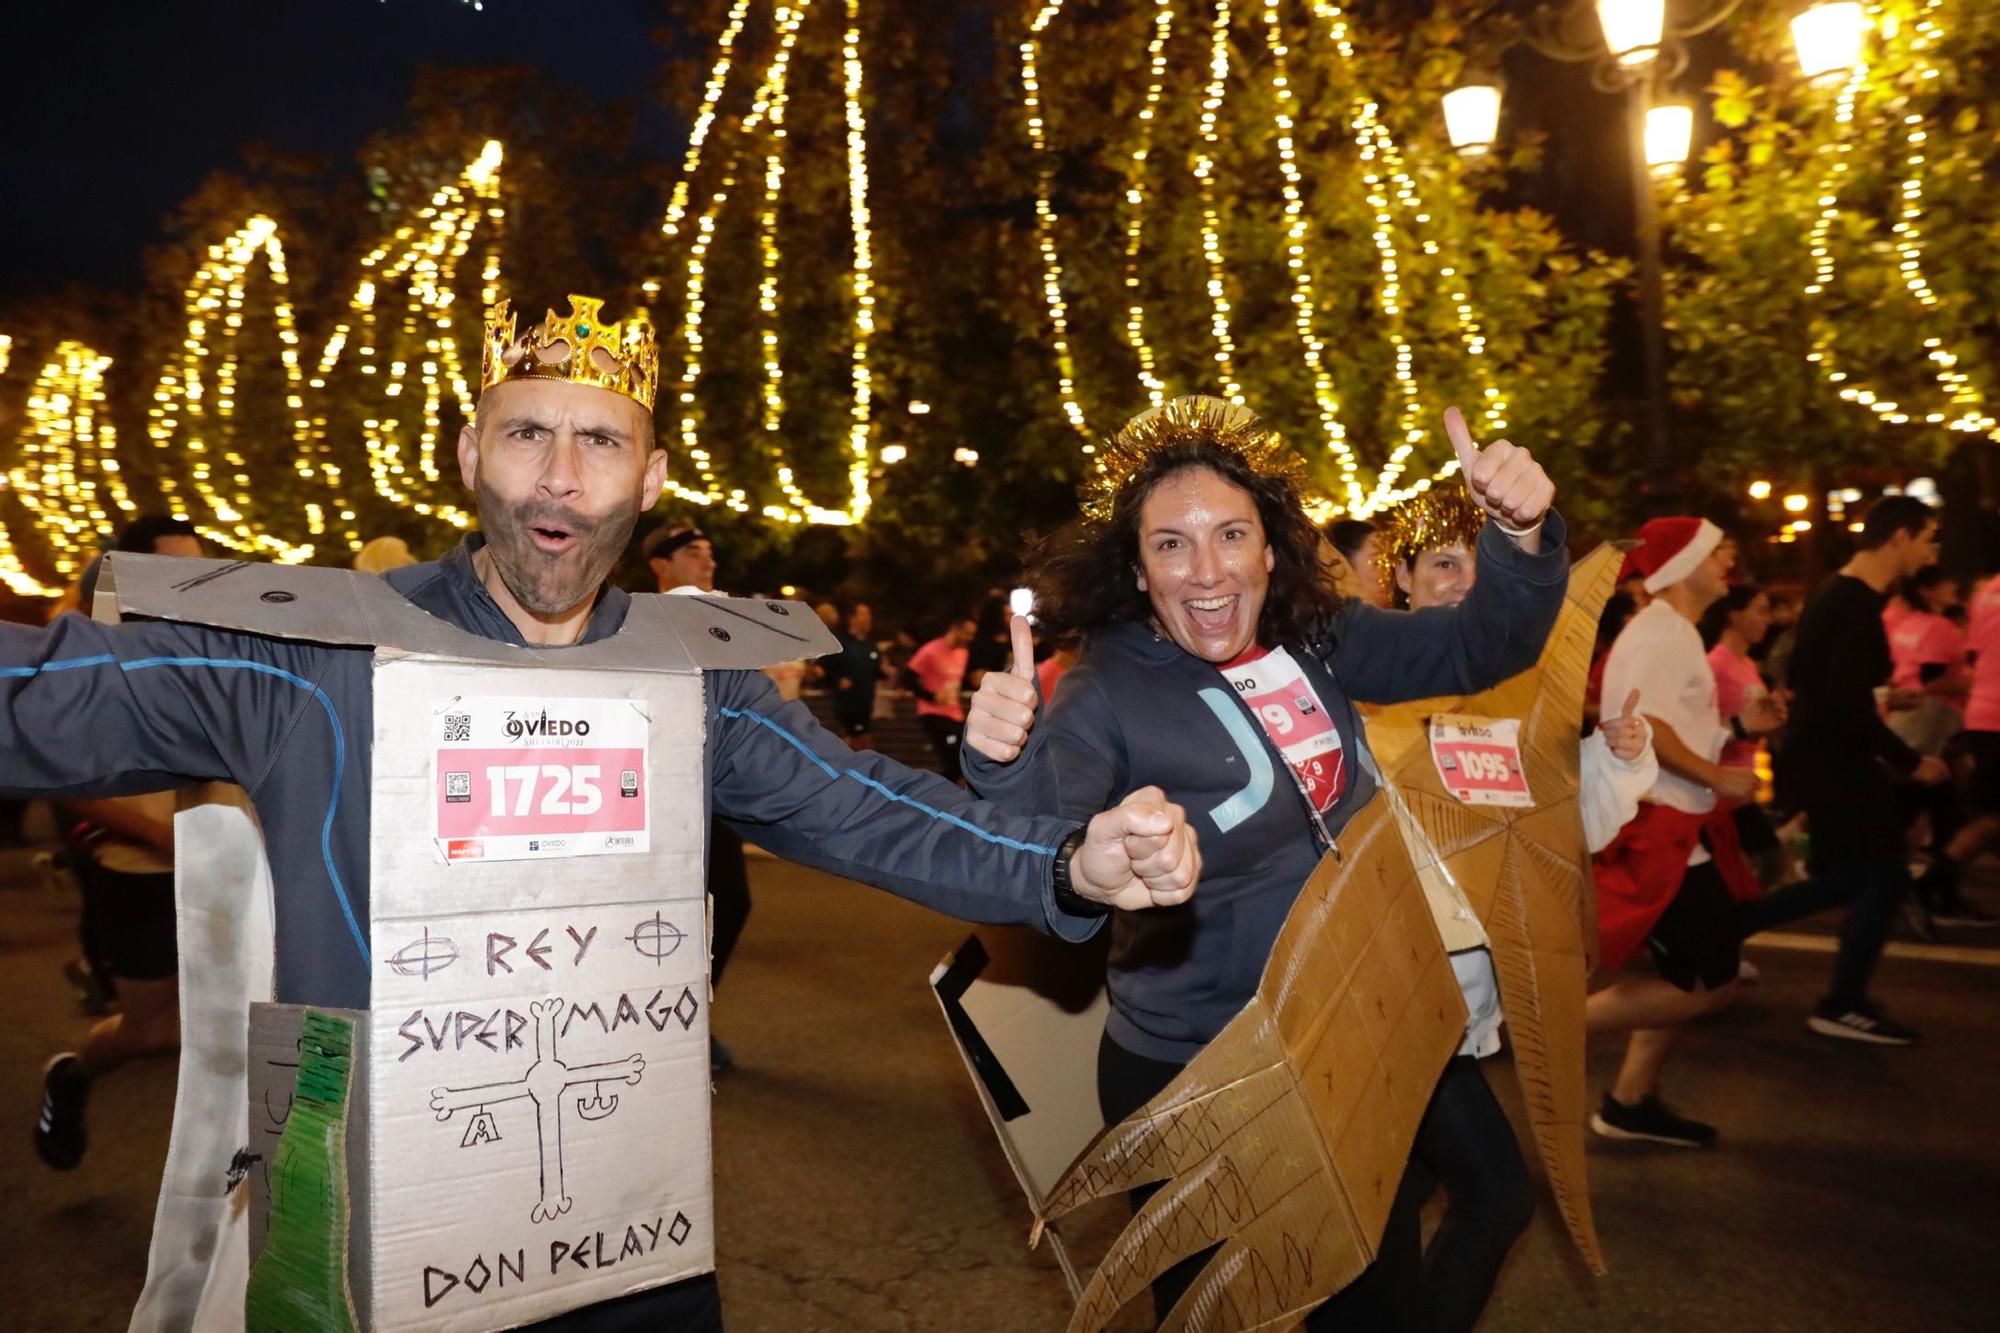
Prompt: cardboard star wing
<box><xmin>1362</xmin><ymin>543</ymin><xmax>1623</xmax><ymax>1275</ymax></box>
<box><xmin>1038</xmin><ymin>790</ymin><xmax>1469</xmax><ymax>1331</ymax></box>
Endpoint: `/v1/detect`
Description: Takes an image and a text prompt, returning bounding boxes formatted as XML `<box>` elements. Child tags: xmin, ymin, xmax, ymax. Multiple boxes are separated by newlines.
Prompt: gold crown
<box><xmin>481</xmin><ymin>294</ymin><xmax>659</xmax><ymax>411</ymax></box>
<box><xmin>1374</xmin><ymin>486</ymin><xmax>1486</xmax><ymax>587</ymax></box>
<box><xmin>1081</xmin><ymin>395</ymin><xmax>1303</xmax><ymax>522</ymax></box>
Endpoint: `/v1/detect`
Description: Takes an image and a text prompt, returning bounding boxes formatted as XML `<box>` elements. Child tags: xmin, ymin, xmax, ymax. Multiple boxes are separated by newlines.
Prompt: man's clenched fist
<box><xmin>1072</xmin><ymin>786</ymin><xmax>1201</xmax><ymax>911</ymax></box>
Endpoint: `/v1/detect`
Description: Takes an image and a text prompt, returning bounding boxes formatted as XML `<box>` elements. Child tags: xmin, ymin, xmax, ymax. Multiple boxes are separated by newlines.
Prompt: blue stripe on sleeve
<box><xmin>717</xmin><ymin>704</ymin><xmax>1059</xmax><ymax>856</ymax></box>
<box><xmin>4</xmin><ymin>652</ymin><xmax>368</xmax><ymax>968</ymax></box>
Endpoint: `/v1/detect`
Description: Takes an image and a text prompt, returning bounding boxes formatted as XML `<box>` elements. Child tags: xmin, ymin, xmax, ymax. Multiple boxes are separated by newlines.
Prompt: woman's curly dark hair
<box><xmin>1028</xmin><ymin>436</ymin><xmax>1346</xmax><ymax>650</ymax></box>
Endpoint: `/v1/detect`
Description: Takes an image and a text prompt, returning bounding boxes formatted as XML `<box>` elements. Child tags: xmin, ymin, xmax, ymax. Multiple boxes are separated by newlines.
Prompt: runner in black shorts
<box><xmin>36</xmin><ymin>792</ymin><xmax>185</xmax><ymax>1171</ymax></box>
<box><xmin>1645</xmin><ymin>859</ymin><xmax>1742</xmax><ymax>993</ymax></box>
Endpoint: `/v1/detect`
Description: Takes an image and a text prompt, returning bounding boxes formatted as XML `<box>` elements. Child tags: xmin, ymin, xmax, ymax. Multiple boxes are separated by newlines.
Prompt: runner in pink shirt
<box><xmin>1700</xmin><ymin>584</ymin><xmax>1791</xmax><ymax>891</ymax></box>
<box><xmin>1888</xmin><ymin>567</ymin><xmax>1969</xmax><ymax>695</ymax></box>
<box><xmin>905</xmin><ymin>617</ymin><xmax>975</xmax><ymax>781</ymax></box>
<box><xmin>1704</xmin><ymin>586</ymin><xmax>1772</xmax><ymax>776</ymax></box>
<box><xmin>1914</xmin><ymin>571</ymin><xmax>2000</xmax><ymax>927</ymax></box>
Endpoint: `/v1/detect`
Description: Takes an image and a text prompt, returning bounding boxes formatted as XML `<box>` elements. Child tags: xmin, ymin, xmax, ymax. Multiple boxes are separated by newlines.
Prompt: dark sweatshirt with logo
<box><xmin>964</xmin><ymin>515</ymin><xmax>1570</xmax><ymax>1063</ymax></box>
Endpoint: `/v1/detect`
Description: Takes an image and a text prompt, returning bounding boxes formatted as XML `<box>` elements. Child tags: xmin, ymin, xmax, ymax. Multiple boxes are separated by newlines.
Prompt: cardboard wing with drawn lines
<box><xmin>1037</xmin><ymin>784</ymin><xmax>1470</xmax><ymax>1332</ymax></box>
<box><xmin>1360</xmin><ymin>543</ymin><xmax>1623</xmax><ymax>1276</ymax></box>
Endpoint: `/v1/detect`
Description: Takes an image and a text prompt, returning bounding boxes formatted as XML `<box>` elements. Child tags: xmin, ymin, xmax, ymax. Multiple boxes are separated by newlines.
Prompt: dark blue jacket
<box><xmin>964</xmin><ymin>515</ymin><xmax>1570</xmax><ymax>1062</ymax></box>
<box><xmin>0</xmin><ymin>537</ymin><xmax>1100</xmax><ymax>1011</ymax></box>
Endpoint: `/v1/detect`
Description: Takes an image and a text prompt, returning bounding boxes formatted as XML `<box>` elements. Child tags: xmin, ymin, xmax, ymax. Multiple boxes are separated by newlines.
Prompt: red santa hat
<box><xmin>1627</xmin><ymin>516</ymin><xmax>1724</xmax><ymax>594</ymax></box>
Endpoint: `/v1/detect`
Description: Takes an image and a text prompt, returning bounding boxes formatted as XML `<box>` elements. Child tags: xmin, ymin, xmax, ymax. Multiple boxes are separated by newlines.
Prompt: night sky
<box><xmin>2</xmin><ymin>0</ymin><xmax>1688</xmax><ymax>323</ymax></box>
<box><xmin>2</xmin><ymin>0</ymin><xmax>674</xmax><ymax>303</ymax></box>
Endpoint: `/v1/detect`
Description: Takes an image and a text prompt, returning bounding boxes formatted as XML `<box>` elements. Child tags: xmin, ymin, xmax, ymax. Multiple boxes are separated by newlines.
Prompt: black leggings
<box><xmin>708</xmin><ymin>821</ymin><xmax>751</xmax><ymax>987</ymax></box>
<box><xmin>1097</xmin><ymin>1035</ymin><xmax>1530</xmax><ymax>1332</ymax></box>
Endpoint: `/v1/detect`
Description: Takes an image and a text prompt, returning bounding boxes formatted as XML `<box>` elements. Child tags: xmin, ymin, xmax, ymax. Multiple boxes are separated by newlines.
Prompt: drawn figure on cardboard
<box><xmin>428</xmin><ymin>996</ymin><xmax>644</xmax><ymax>1224</ymax></box>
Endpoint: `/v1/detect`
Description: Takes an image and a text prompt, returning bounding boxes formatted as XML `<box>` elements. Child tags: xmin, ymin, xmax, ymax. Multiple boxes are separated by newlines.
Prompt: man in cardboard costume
<box><xmin>0</xmin><ymin>295</ymin><xmax>1200</xmax><ymax>1332</ymax></box>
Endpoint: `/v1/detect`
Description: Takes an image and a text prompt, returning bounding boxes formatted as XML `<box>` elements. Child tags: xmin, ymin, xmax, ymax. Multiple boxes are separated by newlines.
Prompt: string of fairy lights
<box><xmin>1021</xmin><ymin>0</ymin><xmax>1092</xmax><ymax>446</ymax></box>
<box><xmin>11</xmin><ymin>341</ymin><xmax>132</xmax><ymax>577</ymax></box>
<box><xmin>3</xmin><ymin>0</ymin><xmax>893</xmax><ymax>585</ymax></box>
<box><xmin>6</xmin><ymin>0</ymin><xmax>1993</xmax><ymax>588</ymax></box>
<box><xmin>1799</xmin><ymin>0</ymin><xmax>1996</xmax><ymax>441</ymax></box>
<box><xmin>0</xmin><ymin>335</ymin><xmax>59</xmax><ymax>595</ymax></box>
<box><xmin>0</xmin><ymin>140</ymin><xmax>507</xmax><ymax>582</ymax></box>
<box><xmin>1261</xmin><ymin>0</ymin><xmax>1356</xmax><ymax>508</ymax></box>
<box><xmin>1122</xmin><ymin>0</ymin><xmax>1175</xmax><ymax>410</ymax></box>
<box><xmin>1018</xmin><ymin>0</ymin><xmax>1513</xmax><ymax>516</ymax></box>
<box><xmin>1193</xmin><ymin>0</ymin><xmax>1246</xmax><ymax>406</ymax></box>
<box><xmin>838</xmin><ymin>0</ymin><xmax>878</xmax><ymax>525</ymax></box>
<box><xmin>644</xmin><ymin>0</ymin><xmax>878</xmax><ymax>524</ymax></box>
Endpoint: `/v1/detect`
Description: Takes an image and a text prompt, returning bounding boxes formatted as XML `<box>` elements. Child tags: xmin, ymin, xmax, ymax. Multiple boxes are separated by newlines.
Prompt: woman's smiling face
<box><xmin>1135</xmin><ymin>465</ymin><xmax>1274</xmax><ymax>663</ymax></box>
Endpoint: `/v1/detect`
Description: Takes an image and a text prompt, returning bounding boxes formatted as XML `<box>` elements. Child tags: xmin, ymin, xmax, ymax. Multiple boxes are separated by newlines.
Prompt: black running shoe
<box><xmin>34</xmin><ymin>1053</ymin><xmax>88</xmax><ymax>1170</ymax></box>
<box><xmin>1808</xmin><ymin>1001</ymin><xmax>1919</xmax><ymax>1046</ymax></box>
<box><xmin>1589</xmin><ymin>1092</ymin><xmax>1718</xmax><ymax>1148</ymax></box>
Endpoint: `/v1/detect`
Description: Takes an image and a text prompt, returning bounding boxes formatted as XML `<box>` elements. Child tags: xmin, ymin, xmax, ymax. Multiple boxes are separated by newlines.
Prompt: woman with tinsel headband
<box><xmin>961</xmin><ymin>396</ymin><xmax>1568</xmax><ymax>1331</ymax></box>
<box><xmin>1375</xmin><ymin>486</ymin><xmax>1489</xmax><ymax>611</ymax></box>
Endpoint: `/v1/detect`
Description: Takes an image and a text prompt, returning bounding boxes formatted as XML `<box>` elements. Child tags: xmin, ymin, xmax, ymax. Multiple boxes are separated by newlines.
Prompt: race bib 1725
<box><xmin>432</xmin><ymin>696</ymin><xmax>651</xmax><ymax>863</ymax></box>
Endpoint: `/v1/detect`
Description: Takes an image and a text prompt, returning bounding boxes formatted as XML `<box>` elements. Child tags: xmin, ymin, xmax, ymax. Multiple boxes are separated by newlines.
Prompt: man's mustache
<box><xmin>511</xmin><ymin>503</ymin><xmax>600</xmax><ymax>538</ymax></box>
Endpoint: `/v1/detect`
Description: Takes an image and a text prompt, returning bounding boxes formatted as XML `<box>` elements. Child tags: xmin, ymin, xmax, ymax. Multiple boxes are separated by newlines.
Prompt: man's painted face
<box><xmin>1135</xmin><ymin>465</ymin><xmax>1274</xmax><ymax>664</ymax></box>
<box><xmin>460</xmin><ymin>379</ymin><xmax>665</xmax><ymax>616</ymax></box>
<box><xmin>1397</xmin><ymin>543</ymin><xmax>1477</xmax><ymax>610</ymax></box>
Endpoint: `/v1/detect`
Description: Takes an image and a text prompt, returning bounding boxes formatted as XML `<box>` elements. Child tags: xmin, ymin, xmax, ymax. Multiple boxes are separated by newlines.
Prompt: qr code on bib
<box><xmin>442</xmin><ymin>713</ymin><xmax>471</xmax><ymax>743</ymax></box>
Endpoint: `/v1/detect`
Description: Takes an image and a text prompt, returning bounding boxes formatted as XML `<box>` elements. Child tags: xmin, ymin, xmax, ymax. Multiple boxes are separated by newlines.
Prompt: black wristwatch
<box><xmin>1049</xmin><ymin>827</ymin><xmax>1107</xmax><ymax>918</ymax></box>
<box><xmin>1730</xmin><ymin>715</ymin><xmax>1751</xmax><ymax>742</ymax></box>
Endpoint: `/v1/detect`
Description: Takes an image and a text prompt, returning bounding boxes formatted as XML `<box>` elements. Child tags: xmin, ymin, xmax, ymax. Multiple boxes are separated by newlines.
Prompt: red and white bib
<box><xmin>1219</xmin><ymin>645</ymin><xmax>1347</xmax><ymax>813</ymax></box>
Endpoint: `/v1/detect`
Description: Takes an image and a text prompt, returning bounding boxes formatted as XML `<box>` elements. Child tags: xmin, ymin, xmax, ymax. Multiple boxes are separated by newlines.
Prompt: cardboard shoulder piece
<box><xmin>940</xmin><ymin>766</ymin><xmax>1470</xmax><ymax>1332</ymax></box>
<box><xmin>101</xmin><ymin>554</ymin><xmax>832</xmax><ymax>1333</ymax></box>
<box><xmin>1360</xmin><ymin>543</ymin><xmax>1624</xmax><ymax>1276</ymax></box>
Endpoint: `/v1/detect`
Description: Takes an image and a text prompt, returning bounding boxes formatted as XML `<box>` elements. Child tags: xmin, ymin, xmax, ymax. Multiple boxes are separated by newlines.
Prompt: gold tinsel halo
<box><xmin>1081</xmin><ymin>394</ymin><xmax>1306</xmax><ymax>523</ymax></box>
<box><xmin>1373</xmin><ymin>485</ymin><xmax>1487</xmax><ymax>588</ymax></box>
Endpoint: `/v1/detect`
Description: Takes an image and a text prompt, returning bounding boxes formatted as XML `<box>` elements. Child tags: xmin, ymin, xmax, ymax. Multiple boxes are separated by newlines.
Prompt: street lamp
<box><xmin>1644</xmin><ymin>102</ymin><xmax>1695</xmax><ymax>173</ymax></box>
<box><xmin>1596</xmin><ymin>0</ymin><xmax>1667</xmax><ymax>65</ymax></box>
<box><xmin>1450</xmin><ymin>0</ymin><xmax>1745</xmax><ymax>506</ymax></box>
<box><xmin>1442</xmin><ymin>81</ymin><xmax>1504</xmax><ymax>156</ymax></box>
<box><xmin>1791</xmin><ymin>1</ymin><xmax>1868</xmax><ymax>80</ymax></box>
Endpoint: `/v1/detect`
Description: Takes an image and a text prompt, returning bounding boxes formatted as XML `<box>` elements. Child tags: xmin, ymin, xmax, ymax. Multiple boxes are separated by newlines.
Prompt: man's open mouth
<box><xmin>528</xmin><ymin>522</ymin><xmax>578</xmax><ymax>554</ymax></box>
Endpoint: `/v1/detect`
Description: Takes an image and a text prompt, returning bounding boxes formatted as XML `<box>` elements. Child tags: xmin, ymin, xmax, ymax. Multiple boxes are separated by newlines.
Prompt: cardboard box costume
<box><xmin>934</xmin><ymin>547</ymin><xmax>1621</xmax><ymax>1329</ymax></box>
<box><xmin>101</xmin><ymin>554</ymin><xmax>834</xmax><ymax>1332</ymax></box>
<box><xmin>1359</xmin><ymin>543</ymin><xmax>1622</xmax><ymax>1275</ymax></box>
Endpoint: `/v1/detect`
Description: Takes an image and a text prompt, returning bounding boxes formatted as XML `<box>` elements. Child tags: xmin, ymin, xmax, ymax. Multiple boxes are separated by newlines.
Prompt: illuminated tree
<box><xmin>1662</xmin><ymin>0</ymin><xmax>2000</xmax><ymax>512</ymax></box>
<box><xmin>995</xmin><ymin>0</ymin><xmax>1625</xmax><ymax>520</ymax></box>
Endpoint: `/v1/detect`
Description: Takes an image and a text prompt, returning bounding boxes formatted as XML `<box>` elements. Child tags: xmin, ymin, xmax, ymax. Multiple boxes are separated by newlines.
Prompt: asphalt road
<box><xmin>1</xmin><ymin>840</ymin><xmax>1995</xmax><ymax>1331</ymax></box>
